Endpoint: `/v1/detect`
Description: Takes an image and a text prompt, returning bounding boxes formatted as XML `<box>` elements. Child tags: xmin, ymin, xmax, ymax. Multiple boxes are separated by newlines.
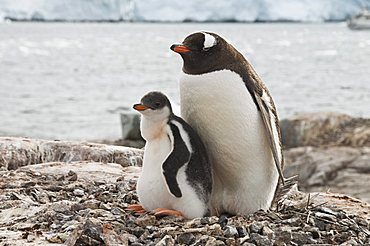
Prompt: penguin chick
<box><xmin>131</xmin><ymin>91</ymin><xmax>212</xmax><ymax>219</ymax></box>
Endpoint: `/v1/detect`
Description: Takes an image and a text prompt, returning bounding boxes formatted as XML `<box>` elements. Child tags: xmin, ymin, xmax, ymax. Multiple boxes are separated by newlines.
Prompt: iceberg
<box><xmin>0</xmin><ymin>0</ymin><xmax>370</xmax><ymax>22</ymax></box>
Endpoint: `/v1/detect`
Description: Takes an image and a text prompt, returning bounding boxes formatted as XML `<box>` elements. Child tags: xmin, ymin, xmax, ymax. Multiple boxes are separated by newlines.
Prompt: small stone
<box><xmin>56</xmin><ymin>174</ymin><xmax>65</xmax><ymax>181</ymax></box>
<box><xmin>185</xmin><ymin>218</ymin><xmax>202</xmax><ymax>228</ymax></box>
<box><xmin>343</xmin><ymin>239</ymin><xmax>359</xmax><ymax>246</ymax></box>
<box><xmin>52</xmin><ymin>202</ymin><xmax>72</xmax><ymax>215</ymax></box>
<box><xmin>46</xmin><ymin>233</ymin><xmax>68</xmax><ymax>243</ymax></box>
<box><xmin>67</xmin><ymin>170</ymin><xmax>78</xmax><ymax>181</ymax></box>
<box><xmin>218</xmin><ymin>214</ymin><xmax>228</xmax><ymax>228</ymax></box>
<box><xmin>291</xmin><ymin>232</ymin><xmax>315</xmax><ymax>244</ymax></box>
<box><xmin>349</xmin><ymin>223</ymin><xmax>360</xmax><ymax>232</ymax></box>
<box><xmin>241</xmin><ymin>243</ymin><xmax>256</xmax><ymax>246</ymax></box>
<box><xmin>224</xmin><ymin>225</ymin><xmax>238</xmax><ymax>237</ymax></box>
<box><xmin>195</xmin><ymin>235</ymin><xmax>210</xmax><ymax>244</ymax></box>
<box><xmin>135</xmin><ymin>215</ymin><xmax>156</xmax><ymax>227</ymax></box>
<box><xmin>261</xmin><ymin>226</ymin><xmax>274</xmax><ymax>238</ymax></box>
<box><xmin>237</xmin><ymin>226</ymin><xmax>248</xmax><ymax>237</ymax></box>
<box><xmin>27</xmin><ymin>234</ymin><xmax>35</xmax><ymax>242</ymax></box>
<box><xmin>314</xmin><ymin>211</ymin><xmax>337</xmax><ymax>222</ymax></box>
<box><xmin>156</xmin><ymin>235</ymin><xmax>175</xmax><ymax>246</ymax></box>
<box><xmin>204</xmin><ymin>236</ymin><xmax>216</xmax><ymax>245</ymax></box>
<box><xmin>276</xmin><ymin>230</ymin><xmax>292</xmax><ymax>242</ymax></box>
<box><xmin>334</xmin><ymin>231</ymin><xmax>356</xmax><ymax>244</ymax></box>
<box><xmin>129</xmin><ymin>227</ymin><xmax>146</xmax><ymax>238</ymax></box>
<box><xmin>200</xmin><ymin>216</ymin><xmax>218</xmax><ymax>225</ymax></box>
<box><xmin>239</xmin><ymin>235</ymin><xmax>251</xmax><ymax>244</ymax></box>
<box><xmin>82</xmin><ymin>199</ymin><xmax>100</xmax><ymax>209</ymax></box>
<box><xmin>177</xmin><ymin>232</ymin><xmax>196</xmax><ymax>245</ymax></box>
<box><xmin>225</xmin><ymin>238</ymin><xmax>236</xmax><ymax>245</ymax></box>
<box><xmin>309</xmin><ymin>227</ymin><xmax>321</xmax><ymax>239</ymax></box>
<box><xmin>99</xmin><ymin>203</ymin><xmax>111</xmax><ymax>210</ymax></box>
<box><xmin>73</xmin><ymin>188</ymin><xmax>85</xmax><ymax>197</ymax></box>
<box><xmin>249</xmin><ymin>222</ymin><xmax>264</xmax><ymax>234</ymax></box>
<box><xmin>111</xmin><ymin>207</ymin><xmax>121</xmax><ymax>215</ymax></box>
<box><xmin>250</xmin><ymin>233</ymin><xmax>271</xmax><ymax>246</ymax></box>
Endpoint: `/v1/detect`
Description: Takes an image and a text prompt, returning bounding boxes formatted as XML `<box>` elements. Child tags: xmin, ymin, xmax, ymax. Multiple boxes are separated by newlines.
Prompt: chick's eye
<box><xmin>155</xmin><ymin>102</ymin><xmax>161</xmax><ymax>107</ymax></box>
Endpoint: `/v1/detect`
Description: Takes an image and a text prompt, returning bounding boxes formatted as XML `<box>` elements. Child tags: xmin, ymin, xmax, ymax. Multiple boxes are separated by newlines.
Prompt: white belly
<box><xmin>137</xmin><ymin>136</ymin><xmax>172</xmax><ymax>211</ymax></box>
<box><xmin>137</xmin><ymin>128</ymin><xmax>208</xmax><ymax>218</ymax></box>
<box><xmin>180</xmin><ymin>69</ymin><xmax>279</xmax><ymax>215</ymax></box>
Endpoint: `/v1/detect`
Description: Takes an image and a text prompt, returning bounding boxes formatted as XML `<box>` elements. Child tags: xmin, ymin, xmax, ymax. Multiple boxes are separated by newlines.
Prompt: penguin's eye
<box><xmin>155</xmin><ymin>102</ymin><xmax>161</xmax><ymax>107</ymax></box>
<box><xmin>203</xmin><ymin>47</ymin><xmax>210</xmax><ymax>52</ymax></box>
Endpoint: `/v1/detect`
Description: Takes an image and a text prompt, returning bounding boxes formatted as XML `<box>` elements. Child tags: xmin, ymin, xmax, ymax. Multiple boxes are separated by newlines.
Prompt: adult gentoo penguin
<box><xmin>170</xmin><ymin>32</ymin><xmax>286</xmax><ymax>215</ymax></box>
<box><xmin>128</xmin><ymin>91</ymin><xmax>212</xmax><ymax>219</ymax></box>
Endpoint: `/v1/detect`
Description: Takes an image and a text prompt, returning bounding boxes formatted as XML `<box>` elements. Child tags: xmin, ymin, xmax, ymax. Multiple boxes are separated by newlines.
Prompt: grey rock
<box><xmin>249</xmin><ymin>222</ymin><xmax>264</xmax><ymax>233</ymax></box>
<box><xmin>73</xmin><ymin>188</ymin><xmax>85</xmax><ymax>197</ymax></box>
<box><xmin>156</xmin><ymin>235</ymin><xmax>175</xmax><ymax>246</ymax></box>
<box><xmin>249</xmin><ymin>233</ymin><xmax>271</xmax><ymax>246</ymax></box>
<box><xmin>280</xmin><ymin>112</ymin><xmax>369</xmax><ymax>148</ymax></box>
<box><xmin>135</xmin><ymin>214</ymin><xmax>156</xmax><ymax>227</ymax></box>
<box><xmin>131</xmin><ymin>243</ymin><xmax>144</xmax><ymax>246</ymax></box>
<box><xmin>239</xmin><ymin>234</ymin><xmax>251</xmax><ymax>244</ymax></box>
<box><xmin>110</xmin><ymin>207</ymin><xmax>121</xmax><ymax>215</ymax></box>
<box><xmin>284</xmin><ymin>146</ymin><xmax>370</xmax><ymax>203</ymax></box>
<box><xmin>224</xmin><ymin>225</ymin><xmax>238</xmax><ymax>237</ymax></box>
<box><xmin>236</xmin><ymin>226</ymin><xmax>248</xmax><ymax>237</ymax></box>
<box><xmin>261</xmin><ymin>226</ymin><xmax>274</xmax><ymax>238</ymax></box>
<box><xmin>218</xmin><ymin>214</ymin><xmax>228</xmax><ymax>228</ymax></box>
<box><xmin>291</xmin><ymin>232</ymin><xmax>315</xmax><ymax>244</ymax></box>
<box><xmin>26</xmin><ymin>234</ymin><xmax>35</xmax><ymax>242</ymax></box>
<box><xmin>120</xmin><ymin>111</ymin><xmax>142</xmax><ymax>141</ymax></box>
<box><xmin>176</xmin><ymin>232</ymin><xmax>196</xmax><ymax>245</ymax></box>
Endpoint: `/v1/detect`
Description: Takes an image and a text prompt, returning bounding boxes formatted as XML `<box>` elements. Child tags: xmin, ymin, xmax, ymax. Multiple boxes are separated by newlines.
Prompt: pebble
<box><xmin>177</xmin><ymin>232</ymin><xmax>196</xmax><ymax>245</ymax></box>
<box><xmin>249</xmin><ymin>233</ymin><xmax>271</xmax><ymax>246</ymax></box>
<box><xmin>218</xmin><ymin>214</ymin><xmax>228</xmax><ymax>228</ymax></box>
<box><xmin>135</xmin><ymin>214</ymin><xmax>156</xmax><ymax>227</ymax></box>
<box><xmin>26</xmin><ymin>234</ymin><xmax>35</xmax><ymax>242</ymax></box>
<box><xmin>73</xmin><ymin>188</ymin><xmax>85</xmax><ymax>197</ymax></box>
<box><xmin>111</xmin><ymin>207</ymin><xmax>121</xmax><ymax>215</ymax></box>
<box><xmin>224</xmin><ymin>225</ymin><xmax>238</xmax><ymax>237</ymax></box>
<box><xmin>261</xmin><ymin>226</ymin><xmax>274</xmax><ymax>238</ymax></box>
<box><xmin>156</xmin><ymin>235</ymin><xmax>175</xmax><ymax>246</ymax></box>
<box><xmin>249</xmin><ymin>222</ymin><xmax>264</xmax><ymax>233</ymax></box>
<box><xmin>2</xmin><ymin>162</ymin><xmax>369</xmax><ymax>246</ymax></box>
<box><xmin>236</xmin><ymin>226</ymin><xmax>248</xmax><ymax>237</ymax></box>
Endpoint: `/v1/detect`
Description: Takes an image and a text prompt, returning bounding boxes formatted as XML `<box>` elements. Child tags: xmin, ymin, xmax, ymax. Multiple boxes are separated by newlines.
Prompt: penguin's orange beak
<box><xmin>170</xmin><ymin>44</ymin><xmax>191</xmax><ymax>53</ymax></box>
<box><xmin>133</xmin><ymin>104</ymin><xmax>148</xmax><ymax>111</ymax></box>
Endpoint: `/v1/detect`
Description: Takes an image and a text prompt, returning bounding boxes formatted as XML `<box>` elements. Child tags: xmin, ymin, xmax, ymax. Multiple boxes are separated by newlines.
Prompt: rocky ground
<box><xmin>0</xmin><ymin>112</ymin><xmax>369</xmax><ymax>245</ymax></box>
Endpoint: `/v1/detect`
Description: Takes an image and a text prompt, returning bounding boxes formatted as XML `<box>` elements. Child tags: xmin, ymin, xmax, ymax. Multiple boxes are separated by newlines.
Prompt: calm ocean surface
<box><xmin>0</xmin><ymin>22</ymin><xmax>369</xmax><ymax>141</ymax></box>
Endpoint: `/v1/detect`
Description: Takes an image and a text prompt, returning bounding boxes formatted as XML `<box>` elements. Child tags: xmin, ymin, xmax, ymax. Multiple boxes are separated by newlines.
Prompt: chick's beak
<box><xmin>170</xmin><ymin>44</ymin><xmax>191</xmax><ymax>53</ymax></box>
<box><xmin>133</xmin><ymin>104</ymin><xmax>148</xmax><ymax>111</ymax></box>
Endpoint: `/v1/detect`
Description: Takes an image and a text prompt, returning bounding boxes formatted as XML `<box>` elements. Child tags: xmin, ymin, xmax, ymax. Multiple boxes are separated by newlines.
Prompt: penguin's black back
<box><xmin>164</xmin><ymin>114</ymin><xmax>212</xmax><ymax>202</ymax></box>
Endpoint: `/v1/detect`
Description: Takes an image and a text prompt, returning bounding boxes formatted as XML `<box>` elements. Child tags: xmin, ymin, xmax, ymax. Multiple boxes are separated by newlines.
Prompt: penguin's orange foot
<box><xmin>154</xmin><ymin>208</ymin><xmax>183</xmax><ymax>217</ymax></box>
<box><xmin>126</xmin><ymin>204</ymin><xmax>146</xmax><ymax>214</ymax></box>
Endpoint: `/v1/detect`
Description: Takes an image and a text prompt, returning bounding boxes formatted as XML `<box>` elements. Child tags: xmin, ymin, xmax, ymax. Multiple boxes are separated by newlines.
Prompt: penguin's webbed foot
<box><xmin>154</xmin><ymin>208</ymin><xmax>183</xmax><ymax>217</ymax></box>
<box><xmin>126</xmin><ymin>204</ymin><xmax>146</xmax><ymax>214</ymax></box>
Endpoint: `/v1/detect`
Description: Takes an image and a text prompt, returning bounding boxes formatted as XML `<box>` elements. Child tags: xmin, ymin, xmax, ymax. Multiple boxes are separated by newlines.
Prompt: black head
<box><xmin>171</xmin><ymin>32</ymin><xmax>237</xmax><ymax>75</ymax></box>
<box><xmin>133</xmin><ymin>91</ymin><xmax>172</xmax><ymax>114</ymax></box>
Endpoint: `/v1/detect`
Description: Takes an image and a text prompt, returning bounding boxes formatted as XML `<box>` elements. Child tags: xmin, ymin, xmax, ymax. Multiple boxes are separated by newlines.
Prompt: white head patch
<box><xmin>202</xmin><ymin>32</ymin><xmax>216</xmax><ymax>49</ymax></box>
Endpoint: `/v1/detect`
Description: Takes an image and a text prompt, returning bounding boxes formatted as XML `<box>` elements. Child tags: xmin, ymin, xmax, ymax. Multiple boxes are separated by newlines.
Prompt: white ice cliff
<box><xmin>0</xmin><ymin>0</ymin><xmax>369</xmax><ymax>22</ymax></box>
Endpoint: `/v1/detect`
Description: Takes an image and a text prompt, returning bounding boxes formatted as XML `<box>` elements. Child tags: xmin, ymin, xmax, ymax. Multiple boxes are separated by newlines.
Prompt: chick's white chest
<box><xmin>137</xmin><ymin>121</ymin><xmax>172</xmax><ymax>211</ymax></box>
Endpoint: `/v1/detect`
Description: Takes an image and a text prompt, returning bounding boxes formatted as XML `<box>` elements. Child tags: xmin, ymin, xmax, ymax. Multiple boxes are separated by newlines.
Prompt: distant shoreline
<box><xmin>1</xmin><ymin>18</ymin><xmax>348</xmax><ymax>24</ymax></box>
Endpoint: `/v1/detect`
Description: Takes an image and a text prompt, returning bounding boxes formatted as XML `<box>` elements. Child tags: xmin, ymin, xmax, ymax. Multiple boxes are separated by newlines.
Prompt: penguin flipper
<box><xmin>162</xmin><ymin>122</ymin><xmax>191</xmax><ymax>198</ymax></box>
<box><xmin>254</xmin><ymin>90</ymin><xmax>286</xmax><ymax>185</ymax></box>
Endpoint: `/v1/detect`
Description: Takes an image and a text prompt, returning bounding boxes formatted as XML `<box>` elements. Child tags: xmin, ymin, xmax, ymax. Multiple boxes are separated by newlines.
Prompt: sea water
<box><xmin>0</xmin><ymin>22</ymin><xmax>369</xmax><ymax>140</ymax></box>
